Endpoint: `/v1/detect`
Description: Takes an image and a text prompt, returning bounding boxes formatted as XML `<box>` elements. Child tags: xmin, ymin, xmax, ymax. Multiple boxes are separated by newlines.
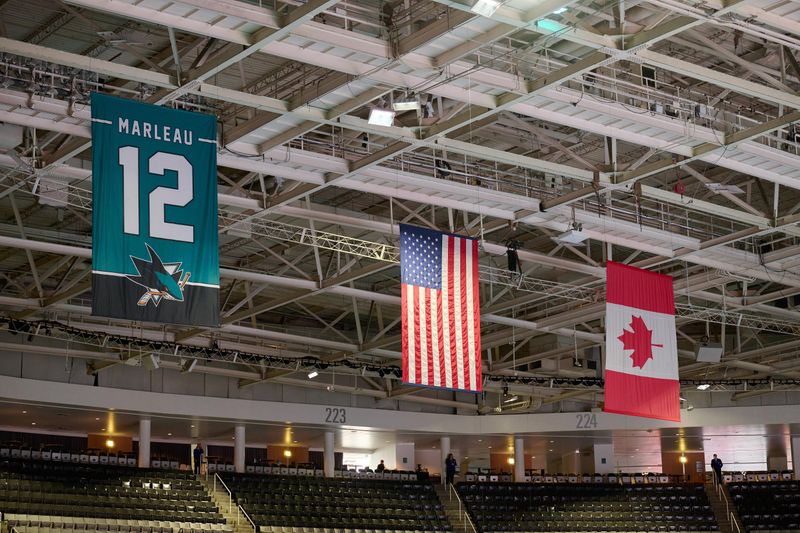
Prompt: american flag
<box><xmin>400</xmin><ymin>224</ymin><xmax>482</xmax><ymax>392</ymax></box>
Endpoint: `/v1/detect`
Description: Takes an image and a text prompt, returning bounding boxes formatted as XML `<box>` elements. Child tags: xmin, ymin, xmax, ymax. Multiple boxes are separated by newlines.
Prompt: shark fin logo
<box><xmin>127</xmin><ymin>244</ymin><xmax>191</xmax><ymax>307</ymax></box>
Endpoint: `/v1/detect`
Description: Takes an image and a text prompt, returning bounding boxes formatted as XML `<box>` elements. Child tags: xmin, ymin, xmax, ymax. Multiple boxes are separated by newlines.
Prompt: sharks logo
<box><xmin>127</xmin><ymin>244</ymin><xmax>191</xmax><ymax>307</ymax></box>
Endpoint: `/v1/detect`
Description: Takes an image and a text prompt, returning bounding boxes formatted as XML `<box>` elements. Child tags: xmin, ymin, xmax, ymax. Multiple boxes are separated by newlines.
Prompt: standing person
<box><xmin>193</xmin><ymin>444</ymin><xmax>204</xmax><ymax>476</ymax></box>
<box><xmin>445</xmin><ymin>453</ymin><xmax>457</xmax><ymax>486</ymax></box>
<box><xmin>711</xmin><ymin>454</ymin><xmax>723</xmax><ymax>484</ymax></box>
<box><xmin>376</xmin><ymin>459</ymin><xmax>385</xmax><ymax>473</ymax></box>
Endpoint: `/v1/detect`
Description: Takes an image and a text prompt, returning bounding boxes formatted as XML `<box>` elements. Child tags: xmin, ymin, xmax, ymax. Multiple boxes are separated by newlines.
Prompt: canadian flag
<box><xmin>604</xmin><ymin>262</ymin><xmax>680</xmax><ymax>422</ymax></box>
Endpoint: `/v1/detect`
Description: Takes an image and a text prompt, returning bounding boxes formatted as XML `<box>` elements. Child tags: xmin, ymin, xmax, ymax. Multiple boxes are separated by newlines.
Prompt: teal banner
<box><xmin>91</xmin><ymin>93</ymin><xmax>219</xmax><ymax>326</ymax></box>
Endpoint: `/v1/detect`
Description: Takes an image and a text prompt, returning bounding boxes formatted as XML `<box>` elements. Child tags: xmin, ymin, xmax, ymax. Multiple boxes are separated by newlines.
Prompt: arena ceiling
<box><xmin>1</xmin><ymin>0</ymin><xmax>800</xmax><ymax>414</ymax></box>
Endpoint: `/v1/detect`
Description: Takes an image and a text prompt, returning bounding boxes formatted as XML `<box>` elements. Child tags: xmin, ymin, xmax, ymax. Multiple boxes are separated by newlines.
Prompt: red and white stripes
<box><xmin>402</xmin><ymin>234</ymin><xmax>482</xmax><ymax>391</ymax></box>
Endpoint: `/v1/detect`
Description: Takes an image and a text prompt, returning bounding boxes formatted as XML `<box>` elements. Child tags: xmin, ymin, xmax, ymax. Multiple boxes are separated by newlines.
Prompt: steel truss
<box><xmin>219</xmin><ymin>215</ymin><xmax>800</xmax><ymax>337</ymax></box>
<box><xmin>2</xmin><ymin>168</ymin><xmax>797</xmax><ymax>337</ymax></box>
<box><xmin>219</xmin><ymin>213</ymin><xmax>400</xmax><ymax>262</ymax></box>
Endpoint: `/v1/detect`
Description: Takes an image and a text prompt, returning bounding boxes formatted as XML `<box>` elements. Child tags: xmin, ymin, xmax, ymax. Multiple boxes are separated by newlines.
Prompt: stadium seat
<box><xmin>456</xmin><ymin>481</ymin><xmax>719</xmax><ymax>533</ymax></box>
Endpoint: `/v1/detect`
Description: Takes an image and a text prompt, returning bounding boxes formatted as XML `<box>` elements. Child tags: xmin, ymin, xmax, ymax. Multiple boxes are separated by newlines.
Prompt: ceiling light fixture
<box><xmin>553</xmin><ymin>6</ymin><xmax>568</xmax><ymax>14</ymax></box>
<box><xmin>470</xmin><ymin>0</ymin><xmax>501</xmax><ymax>17</ymax></box>
<box><xmin>705</xmin><ymin>183</ymin><xmax>744</xmax><ymax>194</ymax></box>
<box><xmin>503</xmin><ymin>395</ymin><xmax>519</xmax><ymax>404</ymax></box>
<box><xmin>392</xmin><ymin>96</ymin><xmax>419</xmax><ymax>112</ymax></box>
<box><xmin>696</xmin><ymin>384</ymin><xmax>711</xmax><ymax>390</ymax></box>
<box><xmin>308</xmin><ymin>370</ymin><xmax>319</xmax><ymax>379</ymax></box>
<box><xmin>368</xmin><ymin>108</ymin><xmax>395</xmax><ymax>127</ymax></box>
<box><xmin>181</xmin><ymin>358</ymin><xmax>197</xmax><ymax>373</ymax></box>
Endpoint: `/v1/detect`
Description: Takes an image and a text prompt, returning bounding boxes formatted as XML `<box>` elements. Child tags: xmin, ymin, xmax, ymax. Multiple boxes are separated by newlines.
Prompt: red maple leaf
<box><xmin>618</xmin><ymin>315</ymin><xmax>663</xmax><ymax>369</ymax></box>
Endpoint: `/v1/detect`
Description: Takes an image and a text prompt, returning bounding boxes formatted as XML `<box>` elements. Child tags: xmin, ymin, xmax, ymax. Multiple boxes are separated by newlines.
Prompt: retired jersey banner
<box><xmin>604</xmin><ymin>261</ymin><xmax>679</xmax><ymax>422</ymax></box>
<box><xmin>91</xmin><ymin>93</ymin><xmax>219</xmax><ymax>326</ymax></box>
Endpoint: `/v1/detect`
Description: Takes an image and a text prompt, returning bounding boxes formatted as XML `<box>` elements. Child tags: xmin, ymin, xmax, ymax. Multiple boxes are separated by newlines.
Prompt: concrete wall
<box><xmin>369</xmin><ymin>443</ymin><xmax>397</xmax><ymax>470</ymax></box>
<box><xmin>416</xmin><ymin>449</ymin><xmax>441</xmax><ymax>474</ymax></box>
<box><xmin>592</xmin><ymin>444</ymin><xmax>614</xmax><ymax>474</ymax></box>
<box><xmin>395</xmin><ymin>442</ymin><xmax>415</xmax><ymax>470</ymax></box>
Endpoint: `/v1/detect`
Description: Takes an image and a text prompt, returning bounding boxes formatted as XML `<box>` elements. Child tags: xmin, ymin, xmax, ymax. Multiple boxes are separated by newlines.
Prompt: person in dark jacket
<box><xmin>193</xmin><ymin>445</ymin><xmax>204</xmax><ymax>475</ymax></box>
<box><xmin>376</xmin><ymin>459</ymin><xmax>385</xmax><ymax>472</ymax></box>
<box><xmin>711</xmin><ymin>454</ymin><xmax>723</xmax><ymax>484</ymax></box>
<box><xmin>445</xmin><ymin>453</ymin><xmax>457</xmax><ymax>485</ymax></box>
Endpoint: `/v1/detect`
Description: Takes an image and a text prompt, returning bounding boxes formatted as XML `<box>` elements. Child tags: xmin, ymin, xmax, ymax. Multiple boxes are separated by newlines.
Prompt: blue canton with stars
<box><xmin>400</xmin><ymin>224</ymin><xmax>442</xmax><ymax>290</ymax></box>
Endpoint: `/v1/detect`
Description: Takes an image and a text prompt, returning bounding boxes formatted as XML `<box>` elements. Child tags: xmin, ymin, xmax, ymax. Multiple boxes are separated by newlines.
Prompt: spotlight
<box><xmin>679</xmin><ymin>456</ymin><xmax>688</xmax><ymax>464</ymax></box>
<box><xmin>507</xmin><ymin>457</ymin><xmax>515</xmax><ymax>465</ymax></box>
<box><xmin>308</xmin><ymin>371</ymin><xmax>319</xmax><ymax>379</ymax></box>
<box><xmin>283</xmin><ymin>450</ymin><xmax>292</xmax><ymax>458</ymax></box>
<box><xmin>181</xmin><ymin>358</ymin><xmax>197</xmax><ymax>373</ymax></box>
<box><xmin>368</xmin><ymin>108</ymin><xmax>395</xmax><ymax>127</ymax></box>
<box><xmin>105</xmin><ymin>439</ymin><xmax>115</xmax><ymax>448</ymax></box>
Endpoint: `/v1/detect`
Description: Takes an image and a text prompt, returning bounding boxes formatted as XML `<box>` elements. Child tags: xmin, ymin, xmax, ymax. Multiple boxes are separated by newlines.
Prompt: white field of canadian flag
<box><xmin>604</xmin><ymin>261</ymin><xmax>680</xmax><ymax>422</ymax></box>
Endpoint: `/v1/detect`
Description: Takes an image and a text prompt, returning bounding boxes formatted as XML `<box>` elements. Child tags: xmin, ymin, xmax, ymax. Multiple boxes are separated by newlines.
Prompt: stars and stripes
<box><xmin>400</xmin><ymin>224</ymin><xmax>482</xmax><ymax>392</ymax></box>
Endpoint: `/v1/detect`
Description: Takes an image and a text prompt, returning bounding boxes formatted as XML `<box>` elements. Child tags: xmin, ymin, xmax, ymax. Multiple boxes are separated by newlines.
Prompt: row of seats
<box><xmin>464</xmin><ymin>473</ymin><xmax>680</xmax><ymax>484</ymax></box>
<box><xmin>1</xmin><ymin>502</ymin><xmax>222</xmax><ymax>523</ymax></box>
<box><xmin>221</xmin><ymin>473</ymin><xmax>451</xmax><ymax>532</ymax></box>
<box><xmin>259</xmin><ymin>526</ymin><xmax>428</xmax><ymax>533</ymax></box>
<box><xmin>0</xmin><ymin>447</ymin><xmax>181</xmax><ymax>469</ymax></box>
<box><xmin>1</xmin><ymin>460</ymin><xmax>200</xmax><ymax>482</ymax></box>
<box><xmin>0</xmin><ymin>491</ymin><xmax>217</xmax><ymax>512</ymax></box>
<box><xmin>5</xmin><ymin>514</ymin><xmax>231</xmax><ymax>533</ymax></box>
<box><xmin>236</xmin><ymin>466</ymin><xmax>422</xmax><ymax>481</ymax></box>
<box><xmin>722</xmin><ymin>471</ymin><xmax>793</xmax><ymax>483</ymax></box>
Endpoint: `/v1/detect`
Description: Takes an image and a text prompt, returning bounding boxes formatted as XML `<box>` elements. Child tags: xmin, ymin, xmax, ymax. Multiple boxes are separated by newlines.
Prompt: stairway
<box><xmin>705</xmin><ymin>481</ymin><xmax>741</xmax><ymax>533</ymax></box>
<box><xmin>203</xmin><ymin>475</ymin><xmax>256</xmax><ymax>533</ymax></box>
<box><xmin>434</xmin><ymin>483</ymin><xmax>474</xmax><ymax>532</ymax></box>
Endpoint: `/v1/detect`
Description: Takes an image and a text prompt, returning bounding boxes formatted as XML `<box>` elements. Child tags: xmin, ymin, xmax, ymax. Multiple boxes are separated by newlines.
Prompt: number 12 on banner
<box><xmin>118</xmin><ymin>147</ymin><xmax>195</xmax><ymax>243</ymax></box>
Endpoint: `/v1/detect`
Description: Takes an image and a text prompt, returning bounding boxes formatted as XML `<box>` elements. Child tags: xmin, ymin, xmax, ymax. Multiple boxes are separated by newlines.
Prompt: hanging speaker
<box><xmin>696</xmin><ymin>342</ymin><xmax>723</xmax><ymax>363</ymax></box>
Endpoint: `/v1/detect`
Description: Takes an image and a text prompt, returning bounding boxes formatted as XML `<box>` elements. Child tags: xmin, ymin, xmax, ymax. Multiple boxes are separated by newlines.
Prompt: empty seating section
<box><xmin>0</xmin><ymin>458</ymin><xmax>226</xmax><ymax>532</ymax></box>
<box><xmin>458</xmin><ymin>482</ymin><xmax>719</xmax><ymax>532</ymax></box>
<box><xmin>729</xmin><ymin>480</ymin><xmax>800</xmax><ymax>531</ymax></box>
<box><xmin>221</xmin><ymin>473</ymin><xmax>452</xmax><ymax>532</ymax></box>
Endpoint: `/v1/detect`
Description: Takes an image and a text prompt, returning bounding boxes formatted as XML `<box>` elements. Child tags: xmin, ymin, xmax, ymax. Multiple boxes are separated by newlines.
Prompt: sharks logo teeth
<box><xmin>127</xmin><ymin>244</ymin><xmax>191</xmax><ymax>307</ymax></box>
